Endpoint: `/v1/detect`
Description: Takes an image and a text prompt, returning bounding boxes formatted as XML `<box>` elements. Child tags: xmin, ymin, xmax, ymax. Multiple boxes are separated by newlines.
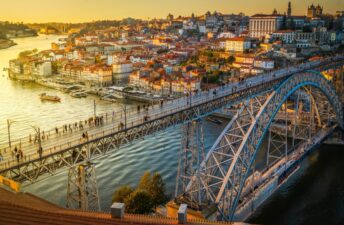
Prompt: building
<box><xmin>249</xmin><ymin>14</ymin><xmax>284</xmax><ymax>38</ymax></box>
<box><xmin>271</xmin><ymin>30</ymin><xmax>296</xmax><ymax>44</ymax></box>
<box><xmin>287</xmin><ymin>2</ymin><xmax>292</xmax><ymax>17</ymax></box>
<box><xmin>225</xmin><ymin>37</ymin><xmax>251</xmax><ymax>52</ymax></box>
<box><xmin>112</xmin><ymin>62</ymin><xmax>133</xmax><ymax>74</ymax></box>
<box><xmin>35</xmin><ymin>61</ymin><xmax>52</xmax><ymax>76</ymax></box>
<box><xmin>307</xmin><ymin>4</ymin><xmax>323</xmax><ymax>18</ymax></box>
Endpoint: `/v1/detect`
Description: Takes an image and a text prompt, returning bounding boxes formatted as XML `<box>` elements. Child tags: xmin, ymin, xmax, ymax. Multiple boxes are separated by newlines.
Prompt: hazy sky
<box><xmin>0</xmin><ymin>0</ymin><xmax>343</xmax><ymax>23</ymax></box>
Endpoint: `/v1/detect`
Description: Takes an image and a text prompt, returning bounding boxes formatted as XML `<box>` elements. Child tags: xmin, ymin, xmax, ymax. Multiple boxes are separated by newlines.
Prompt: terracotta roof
<box><xmin>251</xmin><ymin>14</ymin><xmax>283</xmax><ymax>18</ymax></box>
<box><xmin>227</xmin><ymin>37</ymin><xmax>250</xmax><ymax>42</ymax></box>
<box><xmin>0</xmin><ymin>188</ymin><xmax>246</xmax><ymax>225</ymax></box>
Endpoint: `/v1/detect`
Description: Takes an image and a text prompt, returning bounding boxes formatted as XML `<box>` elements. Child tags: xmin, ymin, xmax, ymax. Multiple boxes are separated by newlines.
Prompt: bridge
<box><xmin>175</xmin><ymin>68</ymin><xmax>344</xmax><ymax>221</ymax></box>
<box><xmin>0</xmin><ymin>55</ymin><xmax>343</xmax><ymax>220</ymax></box>
<box><xmin>0</xmin><ymin>55</ymin><xmax>343</xmax><ymax>181</ymax></box>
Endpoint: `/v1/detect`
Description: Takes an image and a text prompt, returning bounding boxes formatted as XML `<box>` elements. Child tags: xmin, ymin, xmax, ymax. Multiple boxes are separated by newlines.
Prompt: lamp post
<box><xmin>124</xmin><ymin>104</ymin><xmax>127</xmax><ymax>130</ymax></box>
<box><xmin>93</xmin><ymin>99</ymin><xmax>97</xmax><ymax>118</ymax></box>
<box><xmin>6</xmin><ymin>119</ymin><xmax>41</xmax><ymax>151</ymax></box>
<box><xmin>7</xmin><ymin>119</ymin><xmax>15</xmax><ymax>149</ymax></box>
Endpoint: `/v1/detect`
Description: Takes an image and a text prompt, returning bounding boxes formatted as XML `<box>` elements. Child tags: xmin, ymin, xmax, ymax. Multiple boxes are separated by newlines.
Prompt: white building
<box><xmin>271</xmin><ymin>30</ymin><xmax>296</xmax><ymax>44</ymax></box>
<box><xmin>225</xmin><ymin>37</ymin><xmax>251</xmax><ymax>52</ymax></box>
<box><xmin>253</xmin><ymin>59</ymin><xmax>274</xmax><ymax>70</ymax></box>
<box><xmin>36</xmin><ymin>61</ymin><xmax>52</xmax><ymax>76</ymax></box>
<box><xmin>112</xmin><ymin>62</ymin><xmax>133</xmax><ymax>74</ymax></box>
<box><xmin>249</xmin><ymin>14</ymin><xmax>284</xmax><ymax>38</ymax></box>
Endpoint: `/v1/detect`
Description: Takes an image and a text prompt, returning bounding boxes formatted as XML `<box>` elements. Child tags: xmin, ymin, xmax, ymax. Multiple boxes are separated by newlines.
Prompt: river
<box><xmin>0</xmin><ymin>35</ymin><xmax>343</xmax><ymax>225</ymax></box>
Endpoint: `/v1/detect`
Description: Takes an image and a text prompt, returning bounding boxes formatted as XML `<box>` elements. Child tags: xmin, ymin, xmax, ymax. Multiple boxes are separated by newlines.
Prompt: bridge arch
<box><xmin>185</xmin><ymin>71</ymin><xmax>343</xmax><ymax>221</ymax></box>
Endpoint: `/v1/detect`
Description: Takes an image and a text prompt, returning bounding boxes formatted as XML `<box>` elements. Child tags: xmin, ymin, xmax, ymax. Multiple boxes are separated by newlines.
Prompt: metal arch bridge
<box><xmin>0</xmin><ymin>57</ymin><xmax>343</xmax><ymax>185</ymax></box>
<box><xmin>181</xmin><ymin>71</ymin><xmax>343</xmax><ymax>221</ymax></box>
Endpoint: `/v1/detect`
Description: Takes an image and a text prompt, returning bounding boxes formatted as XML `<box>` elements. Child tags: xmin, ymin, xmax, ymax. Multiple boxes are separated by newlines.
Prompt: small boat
<box><xmin>206</xmin><ymin>116</ymin><xmax>223</xmax><ymax>125</ymax></box>
<box><xmin>70</xmin><ymin>91</ymin><xmax>87</xmax><ymax>98</ymax></box>
<box><xmin>101</xmin><ymin>95</ymin><xmax>117</xmax><ymax>103</ymax></box>
<box><xmin>40</xmin><ymin>93</ymin><xmax>61</xmax><ymax>102</ymax></box>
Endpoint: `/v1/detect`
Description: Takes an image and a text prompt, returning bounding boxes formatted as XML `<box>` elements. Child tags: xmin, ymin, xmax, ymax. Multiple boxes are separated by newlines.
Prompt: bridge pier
<box><xmin>66</xmin><ymin>162</ymin><xmax>100</xmax><ymax>211</ymax></box>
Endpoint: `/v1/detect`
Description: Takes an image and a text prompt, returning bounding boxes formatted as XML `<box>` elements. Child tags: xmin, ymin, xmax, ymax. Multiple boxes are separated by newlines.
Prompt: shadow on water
<box><xmin>249</xmin><ymin>144</ymin><xmax>344</xmax><ymax>225</ymax></box>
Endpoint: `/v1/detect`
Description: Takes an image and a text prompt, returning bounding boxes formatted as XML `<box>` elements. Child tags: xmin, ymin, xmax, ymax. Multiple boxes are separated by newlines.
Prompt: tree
<box><xmin>18</xmin><ymin>49</ymin><xmax>38</xmax><ymax>59</ymax></box>
<box><xmin>227</xmin><ymin>56</ymin><xmax>235</xmax><ymax>65</ymax></box>
<box><xmin>138</xmin><ymin>171</ymin><xmax>152</xmax><ymax>191</ymax></box>
<box><xmin>112</xmin><ymin>185</ymin><xmax>133</xmax><ymax>203</ymax></box>
<box><xmin>149</xmin><ymin>173</ymin><xmax>167</xmax><ymax>208</ymax></box>
<box><xmin>125</xmin><ymin>189</ymin><xmax>154</xmax><ymax>214</ymax></box>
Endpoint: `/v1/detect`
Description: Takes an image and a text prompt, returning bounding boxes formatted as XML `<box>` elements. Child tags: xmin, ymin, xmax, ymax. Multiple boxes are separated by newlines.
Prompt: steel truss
<box><xmin>66</xmin><ymin>162</ymin><xmax>100</xmax><ymax>211</ymax></box>
<box><xmin>175</xmin><ymin>120</ymin><xmax>205</xmax><ymax>209</ymax></box>
<box><xmin>184</xmin><ymin>71</ymin><xmax>343</xmax><ymax>221</ymax></box>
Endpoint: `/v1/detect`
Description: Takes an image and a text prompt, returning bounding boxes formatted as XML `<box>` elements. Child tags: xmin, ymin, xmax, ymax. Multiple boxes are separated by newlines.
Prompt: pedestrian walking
<box><xmin>16</xmin><ymin>152</ymin><xmax>20</xmax><ymax>163</ymax></box>
<box><xmin>19</xmin><ymin>149</ymin><xmax>23</xmax><ymax>160</ymax></box>
<box><xmin>38</xmin><ymin>146</ymin><xmax>43</xmax><ymax>158</ymax></box>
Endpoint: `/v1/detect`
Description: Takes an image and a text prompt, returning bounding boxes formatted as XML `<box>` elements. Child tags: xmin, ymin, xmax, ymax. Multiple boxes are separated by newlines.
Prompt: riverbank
<box><xmin>0</xmin><ymin>39</ymin><xmax>16</xmax><ymax>50</ymax></box>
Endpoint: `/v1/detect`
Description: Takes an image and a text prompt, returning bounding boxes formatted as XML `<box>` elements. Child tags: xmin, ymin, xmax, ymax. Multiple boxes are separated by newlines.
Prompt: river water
<box><xmin>0</xmin><ymin>35</ymin><xmax>343</xmax><ymax>225</ymax></box>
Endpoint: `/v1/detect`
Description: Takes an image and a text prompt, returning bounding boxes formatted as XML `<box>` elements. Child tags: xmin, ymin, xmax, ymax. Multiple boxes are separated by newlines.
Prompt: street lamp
<box><xmin>7</xmin><ymin>119</ymin><xmax>15</xmax><ymax>149</ymax></box>
<box><xmin>6</xmin><ymin>119</ymin><xmax>42</xmax><ymax>152</ymax></box>
<box><xmin>93</xmin><ymin>99</ymin><xmax>97</xmax><ymax>118</ymax></box>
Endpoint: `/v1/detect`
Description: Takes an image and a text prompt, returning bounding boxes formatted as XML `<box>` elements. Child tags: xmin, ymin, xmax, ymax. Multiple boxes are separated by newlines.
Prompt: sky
<box><xmin>0</xmin><ymin>0</ymin><xmax>343</xmax><ymax>23</ymax></box>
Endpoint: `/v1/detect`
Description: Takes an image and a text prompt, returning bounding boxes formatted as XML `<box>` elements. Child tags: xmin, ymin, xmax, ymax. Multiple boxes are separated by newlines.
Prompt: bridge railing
<box><xmin>0</xmin><ymin>55</ymin><xmax>343</xmax><ymax>172</ymax></box>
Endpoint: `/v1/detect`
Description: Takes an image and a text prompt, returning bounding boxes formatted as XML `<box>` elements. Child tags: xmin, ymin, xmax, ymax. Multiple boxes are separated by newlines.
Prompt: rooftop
<box><xmin>0</xmin><ymin>188</ymin><xmax>254</xmax><ymax>225</ymax></box>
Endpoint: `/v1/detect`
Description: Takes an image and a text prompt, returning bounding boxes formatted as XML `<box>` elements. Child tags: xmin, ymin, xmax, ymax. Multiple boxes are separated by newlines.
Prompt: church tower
<box><xmin>287</xmin><ymin>1</ymin><xmax>292</xmax><ymax>17</ymax></box>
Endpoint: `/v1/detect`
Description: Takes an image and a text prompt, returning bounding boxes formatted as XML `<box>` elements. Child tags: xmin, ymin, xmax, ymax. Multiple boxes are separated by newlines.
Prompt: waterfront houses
<box><xmin>7</xmin><ymin>5</ymin><xmax>344</xmax><ymax>93</ymax></box>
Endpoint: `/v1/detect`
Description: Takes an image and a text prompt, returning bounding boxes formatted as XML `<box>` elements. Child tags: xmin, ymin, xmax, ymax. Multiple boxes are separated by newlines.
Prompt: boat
<box><xmin>39</xmin><ymin>93</ymin><xmax>61</xmax><ymax>102</ymax></box>
<box><xmin>101</xmin><ymin>94</ymin><xmax>117</xmax><ymax>103</ymax></box>
<box><xmin>70</xmin><ymin>91</ymin><xmax>87</xmax><ymax>98</ymax></box>
<box><xmin>206</xmin><ymin>116</ymin><xmax>223</xmax><ymax>125</ymax></box>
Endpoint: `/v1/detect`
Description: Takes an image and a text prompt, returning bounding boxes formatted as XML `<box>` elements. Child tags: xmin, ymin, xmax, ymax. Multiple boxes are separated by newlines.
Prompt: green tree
<box><xmin>125</xmin><ymin>189</ymin><xmax>154</xmax><ymax>214</ymax></box>
<box><xmin>112</xmin><ymin>185</ymin><xmax>133</xmax><ymax>203</ymax></box>
<box><xmin>149</xmin><ymin>173</ymin><xmax>167</xmax><ymax>208</ymax></box>
<box><xmin>227</xmin><ymin>56</ymin><xmax>236</xmax><ymax>65</ymax></box>
<box><xmin>18</xmin><ymin>49</ymin><xmax>38</xmax><ymax>59</ymax></box>
<box><xmin>138</xmin><ymin>171</ymin><xmax>152</xmax><ymax>191</ymax></box>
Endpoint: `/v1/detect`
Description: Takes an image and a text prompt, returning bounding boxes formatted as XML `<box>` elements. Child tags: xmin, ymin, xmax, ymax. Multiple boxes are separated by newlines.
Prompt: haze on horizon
<box><xmin>0</xmin><ymin>0</ymin><xmax>343</xmax><ymax>23</ymax></box>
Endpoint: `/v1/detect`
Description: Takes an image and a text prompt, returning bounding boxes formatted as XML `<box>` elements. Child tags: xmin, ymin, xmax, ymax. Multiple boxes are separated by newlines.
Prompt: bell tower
<box><xmin>287</xmin><ymin>1</ymin><xmax>292</xmax><ymax>17</ymax></box>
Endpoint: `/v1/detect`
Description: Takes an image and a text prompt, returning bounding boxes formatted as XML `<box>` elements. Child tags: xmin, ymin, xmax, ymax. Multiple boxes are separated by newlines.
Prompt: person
<box><xmin>0</xmin><ymin>152</ymin><xmax>3</xmax><ymax>162</ymax></box>
<box><xmin>16</xmin><ymin>152</ymin><xmax>20</xmax><ymax>163</ymax></box>
<box><xmin>38</xmin><ymin>146</ymin><xmax>43</xmax><ymax>158</ymax></box>
<box><xmin>19</xmin><ymin>149</ymin><xmax>23</xmax><ymax>160</ymax></box>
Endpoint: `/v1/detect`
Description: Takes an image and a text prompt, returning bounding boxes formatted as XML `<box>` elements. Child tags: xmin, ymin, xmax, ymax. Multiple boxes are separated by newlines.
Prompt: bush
<box><xmin>112</xmin><ymin>171</ymin><xmax>168</xmax><ymax>214</ymax></box>
<box><xmin>124</xmin><ymin>189</ymin><xmax>154</xmax><ymax>214</ymax></box>
<box><xmin>112</xmin><ymin>185</ymin><xmax>133</xmax><ymax>203</ymax></box>
<box><xmin>150</xmin><ymin>173</ymin><xmax>167</xmax><ymax>208</ymax></box>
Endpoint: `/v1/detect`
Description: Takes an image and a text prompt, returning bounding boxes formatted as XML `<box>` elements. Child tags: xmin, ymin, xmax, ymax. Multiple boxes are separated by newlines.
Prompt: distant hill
<box><xmin>0</xmin><ymin>21</ymin><xmax>37</xmax><ymax>39</ymax></box>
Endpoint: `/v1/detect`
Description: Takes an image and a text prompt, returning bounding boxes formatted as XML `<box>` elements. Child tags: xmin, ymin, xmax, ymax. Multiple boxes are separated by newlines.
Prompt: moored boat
<box><xmin>70</xmin><ymin>91</ymin><xmax>87</xmax><ymax>98</ymax></box>
<box><xmin>39</xmin><ymin>93</ymin><xmax>61</xmax><ymax>102</ymax></box>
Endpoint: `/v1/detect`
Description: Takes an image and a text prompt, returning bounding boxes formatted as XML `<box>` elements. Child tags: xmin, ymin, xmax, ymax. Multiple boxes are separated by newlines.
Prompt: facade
<box><xmin>307</xmin><ymin>4</ymin><xmax>323</xmax><ymax>18</ymax></box>
<box><xmin>271</xmin><ymin>30</ymin><xmax>296</xmax><ymax>44</ymax></box>
<box><xmin>225</xmin><ymin>37</ymin><xmax>251</xmax><ymax>52</ymax></box>
<box><xmin>253</xmin><ymin>59</ymin><xmax>274</xmax><ymax>69</ymax></box>
<box><xmin>249</xmin><ymin>14</ymin><xmax>284</xmax><ymax>38</ymax></box>
<box><xmin>112</xmin><ymin>62</ymin><xmax>133</xmax><ymax>74</ymax></box>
